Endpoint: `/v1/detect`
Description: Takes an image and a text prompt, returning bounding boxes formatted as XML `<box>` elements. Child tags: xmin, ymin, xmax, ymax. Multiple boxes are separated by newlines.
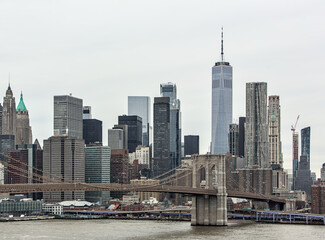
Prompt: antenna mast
<box><xmin>221</xmin><ymin>27</ymin><xmax>224</xmax><ymax>62</ymax></box>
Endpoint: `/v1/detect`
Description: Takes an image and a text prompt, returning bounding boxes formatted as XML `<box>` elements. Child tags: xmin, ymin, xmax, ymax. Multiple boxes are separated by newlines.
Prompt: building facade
<box><xmin>118</xmin><ymin>115</ymin><xmax>142</xmax><ymax>153</ymax></box>
<box><xmin>43</xmin><ymin>136</ymin><xmax>85</xmax><ymax>202</ymax></box>
<box><xmin>321</xmin><ymin>163</ymin><xmax>325</xmax><ymax>181</ymax></box>
<box><xmin>83</xmin><ymin>119</ymin><xmax>102</xmax><ymax>145</ymax></box>
<box><xmin>211</xmin><ymin>31</ymin><xmax>232</xmax><ymax>154</ymax></box>
<box><xmin>244</xmin><ymin>82</ymin><xmax>269</xmax><ymax>168</ymax></box>
<box><xmin>110</xmin><ymin>149</ymin><xmax>129</xmax><ymax>199</ymax></box>
<box><xmin>53</xmin><ymin>95</ymin><xmax>83</xmax><ymax>139</ymax></box>
<box><xmin>292</xmin><ymin>132</ymin><xmax>299</xmax><ymax>189</ymax></box>
<box><xmin>2</xmin><ymin>85</ymin><xmax>17</xmax><ymax>138</ymax></box>
<box><xmin>160</xmin><ymin>83</ymin><xmax>181</xmax><ymax>170</ymax></box>
<box><xmin>228</xmin><ymin>124</ymin><xmax>239</xmax><ymax>156</ymax></box>
<box><xmin>184</xmin><ymin>135</ymin><xmax>199</xmax><ymax>156</ymax></box>
<box><xmin>16</xmin><ymin>92</ymin><xmax>32</xmax><ymax>145</ymax></box>
<box><xmin>85</xmin><ymin>145</ymin><xmax>110</xmax><ymax>204</ymax></box>
<box><xmin>107</xmin><ymin>129</ymin><xmax>124</xmax><ymax>150</ymax></box>
<box><xmin>268</xmin><ymin>95</ymin><xmax>282</xmax><ymax>167</ymax></box>
<box><xmin>301</xmin><ymin>127</ymin><xmax>311</xmax><ymax>163</ymax></box>
<box><xmin>128</xmin><ymin>96</ymin><xmax>151</xmax><ymax>146</ymax></box>
<box><xmin>153</xmin><ymin>97</ymin><xmax>170</xmax><ymax>177</ymax></box>
<box><xmin>238</xmin><ymin>117</ymin><xmax>246</xmax><ymax>158</ymax></box>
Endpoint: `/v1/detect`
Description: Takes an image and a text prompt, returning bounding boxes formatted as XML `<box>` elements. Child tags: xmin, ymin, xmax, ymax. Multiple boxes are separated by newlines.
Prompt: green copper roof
<box><xmin>16</xmin><ymin>92</ymin><xmax>27</xmax><ymax>112</ymax></box>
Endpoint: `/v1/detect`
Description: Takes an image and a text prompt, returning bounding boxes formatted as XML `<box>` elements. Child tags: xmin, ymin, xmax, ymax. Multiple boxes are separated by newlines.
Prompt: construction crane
<box><xmin>291</xmin><ymin>115</ymin><xmax>300</xmax><ymax>133</ymax></box>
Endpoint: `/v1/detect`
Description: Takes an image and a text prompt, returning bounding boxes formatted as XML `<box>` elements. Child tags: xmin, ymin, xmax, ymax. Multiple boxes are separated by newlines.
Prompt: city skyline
<box><xmin>0</xmin><ymin>1</ymin><xmax>324</xmax><ymax>176</ymax></box>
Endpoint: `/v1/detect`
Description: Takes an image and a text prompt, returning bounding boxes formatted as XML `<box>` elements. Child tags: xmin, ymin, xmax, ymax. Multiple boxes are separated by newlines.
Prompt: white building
<box><xmin>42</xmin><ymin>203</ymin><xmax>63</xmax><ymax>215</ymax></box>
<box><xmin>129</xmin><ymin>146</ymin><xmax>150</xmax><ymax>165</ymax></box>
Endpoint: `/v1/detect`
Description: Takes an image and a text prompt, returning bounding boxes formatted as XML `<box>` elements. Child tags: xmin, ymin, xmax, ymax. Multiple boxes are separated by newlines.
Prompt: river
<box><xmin>0</xmin><ymin>219</ymin><xmax>324</xmax><ymax>239</ymax></box>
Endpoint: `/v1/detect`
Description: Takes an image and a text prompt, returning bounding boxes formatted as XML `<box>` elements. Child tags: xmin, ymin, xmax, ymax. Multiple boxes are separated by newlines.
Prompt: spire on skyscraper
<box><xmin>221</xmin><ymin>27</ymin><xmax>224</xmax><ymax>62</ymax></box>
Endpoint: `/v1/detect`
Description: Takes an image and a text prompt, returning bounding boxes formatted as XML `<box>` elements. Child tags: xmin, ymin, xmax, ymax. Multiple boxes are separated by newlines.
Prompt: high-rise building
<box><xmin>153</xmin><ymin>97</ymin><xmax>170</xmax><ymax>177</ymax></box>
<box><xmin>43</xmin><ymin>136</ymin><xmax>85</xmax><ymax>202</ymax></box>
<box><xmin>2</xmin><ymin>84</ymin><xmax>17</xmax><ymax>138</ymax></box>
<box><xmin>0</xmin><ymin>134</ymin><xmax>15</xmax><ymax>184</ymax></box>
<box><xmin>301</xmin><ymin>127</ymin><xmax>311</xmax><ymax>163</ymax></box>
<box><xmin>8</xmin><ymin>142</ymin><xmax>43</xmax><ymax>199</ymax></box>
<box><xmin>16</xmin><ymin>92</ymin><xmax>32</xmax><ymax>145</ymax></box>
<box><xmin>83</xmin><ymin>119</ymin><xmax>102</xmax><ymax>145</ymax></box>
<box><xmin>184</xmin><ymin>135</ymin><xmax>199</xmax><ymax>156</ymax></box>
<box><xmin>321</xmin><ymin>163</ymin><xmax>325</xmax><ymax>181</ymax></box>
<box><xmin>53</xmin><ymin>95</ymin><xmax>83</xmax><ymax>139</ymax></box>
<box><xmin>160</xmin><ymin>82</ymin><xmax>181</xmax><ymax>170</ymax></box>
<box><xmin>118</xmin><ymin>115</ymin><xmax>142</xmax><ymax>153</ymax></box>
<box><xmin>295</xmin><ymin>156</ymin><xmax>313</xmax><ymax>195</ymax></box>
<box><xmin>85</xmin><ymin>145</ymin><xmax>110</xmax><ymax>204</ymax></box>
<box><xmin>128</xmin><ymin>96</ymin><xmax>151</xmax><ymax>146</ymax></box>
<box><xmin>229</xmin><ymin>124</ymin><xmax>239</xmax><ymax>156</ymax></box>
<box><xmin>83</xmin><ymin>106</ymin><xmax>92</xmax><ymax>119</ymax></box>
<box><xmin>292</xmin><ymin>132</ymin><xmax>299</xmax><ymax>186</ymax></box>
<box><xmin>245</xmin><ymin>82</ymin><xmax>269</xmax><ymax>168</ymax></box>
<box><xmin>238</xmin><ymin>117</ymin><xmax>246</xmax><ymax>157</ymax></box>
<box><xmin>110</xmin><ymin>149</ymin><xmax>129</xmax><ymax>199</ymax></box>
<box><xmin>211</xmin><ymin>30</ymin><xmax>233</xmax><ymax>154</ymax></box>
<box><xmin>113</xmin><ymin>124</ymin><xmax>128</xmax><ymax>149</ymax></box>
<box><xmin>268</xmin><ymin>96</ymin><xmax>282</xmax><ymax>167</ymax></box>
<box><xmin>107</xmin><ymin>129</ymin><xmax>124</xmax><ymax>150</ymax></box>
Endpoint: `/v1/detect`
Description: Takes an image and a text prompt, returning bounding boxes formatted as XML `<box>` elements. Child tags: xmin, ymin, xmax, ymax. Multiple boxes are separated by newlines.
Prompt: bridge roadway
<box><xmin>0</xmin><ymin>182</ymin><xmax>286</xmax><ymax>204</ymax></box>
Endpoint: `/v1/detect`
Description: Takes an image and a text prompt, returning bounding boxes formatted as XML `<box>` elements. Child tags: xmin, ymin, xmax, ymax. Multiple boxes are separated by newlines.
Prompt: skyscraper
<box><xmin>268</xmin><ymin>96</ymin><xmax>282</xmax><ymax>167</ymax></box>
<box><xmin>211</xmin><ymin>30</ymin><xmax>233</xmax><ymax>154</ymax></box>
<box><xmin>16</xmin><ymin>92</ymin><xmax>32</xmax><ymax>145</ymax></box>
<box><xmin>118</xmin><ymin>115</ymin><xmax>142</xmax><ymax>153</ymax></box>
<box><xmin>160</xmin><ymin>83</ymin><xmax>181</xmax><ymax>170</ymax></box>
<box><xmin>292</xmin><ymin>132</ymin><xmax>299</xmax><ymax>189</ymax></box>
<box><xmin>245</xmin><ymin>82</ymin><xmax>269</xmax><ymax>168</ymax></box>
<box><xmin>43</xmin><ymin>136</ymin><xmax>85</xmax><ymax>202</ymax></box>
<box><xmin>184</xmin><ymin>135</ymin><xmax>199</xmax><ymax>156</ymax></box>
<box><xmin>301</xmin><ymin>127</ymin><xmax>311</xmax><ymax>163</ymax></box>
<box><xmin>2</xmin><ymin>84</ymin><xmax>17</xmax><ymax>138</ymax></box>
<box><xmin>83</xmin><ymin>119</ymin><xmax>102</xmax><ymax>145</ymax></box>
<box><xmin>83</xmin><ymin>106</ymin><xmax>92</xmax><ymax>119</ymax></box>
<box><xmin>228</xmin><ymin>124</ymin><xmax>239</xmax><ymax>156</ymax></box>
<box><xmin>53</xmin><ymin>95</ymin><xmax>83</xmax><ymax>139</ymax></box>
<box><xmin>128</xmin><ymin>96</ymin><xmax>151</xmax><ymax>146</ymax></box>
<box><xmin>321</xmin><ymin>163</ymin><xmax>325</xmax><ymax>181</ymax></box>
<box><xmin>153</xmin><ymin>97</ymin><xmax>170</xmax><ymax>177</ymax></box>
<box><xmin>238</xmin><ymin>117</ymin><xmax>246</xmax><ymax>158</ymax></box>
<box><xmin>85</xmin><ymin>145</ymin><xmax>110</xmax><ymax>204</ymax></box>
<box><xmin>107</xmin><ymin>129</ymin><xmax>124</xmax><ymax>150</ymax></box>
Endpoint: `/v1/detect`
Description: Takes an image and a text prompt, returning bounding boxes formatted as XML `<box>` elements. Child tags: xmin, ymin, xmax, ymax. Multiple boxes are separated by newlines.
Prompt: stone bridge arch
<box><xmin>191</xmin><ymin>154</ymin><xmax>227</xmax><ymax>226</ymax></box>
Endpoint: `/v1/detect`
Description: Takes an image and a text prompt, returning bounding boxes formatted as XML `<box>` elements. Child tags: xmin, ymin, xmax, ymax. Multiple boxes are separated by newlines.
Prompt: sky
<box><xmin>0</xmin><ymin>0</ymin><xmax>324</xmax><ymax>177</ymax></box>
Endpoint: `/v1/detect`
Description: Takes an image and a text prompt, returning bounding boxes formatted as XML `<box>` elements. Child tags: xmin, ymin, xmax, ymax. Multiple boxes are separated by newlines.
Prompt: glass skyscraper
<box><xmin>160</xmin><ymin>83</ymin><xmax>181</xmax><ymax>170</ymax></box>
<box><xmin>211</xmin><ymin>31</ymin><xmax>233</xmax><ymax>154</ymax></box>
<box><xmin>128</xmin><ymin>96</ymin><xmax>151</xmax><ymax>146</ymax></box>
<box><xmin>53</xmin><ymin>95</ymin><xmax>83</xmax><ymax>139</ymax></box>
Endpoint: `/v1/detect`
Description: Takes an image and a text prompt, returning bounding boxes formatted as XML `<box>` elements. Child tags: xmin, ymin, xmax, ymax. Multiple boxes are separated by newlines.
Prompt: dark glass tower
<box><xmin>301</xmin><ymin>127</ymin><xmax>311</xmax><ymax>163</ymax></box>
<box><xmin>118</xmin><ymin>115</ymin><xmax>142</xmax><ymax>153</ymax></box>
<box><xmin>238</xmin><ymin>117</ymin><xmax>246</xmax><ymax>157</ymax></box>
<box><xmin>153</xmin><ymin>97</ymin><xmax>170</xmax><ymax>177</ymax></box>
<box><xmin>83</xmin><ymin>119</ymin><xmax>102</xmax><ymax>145</ymax></box>
<box><xmin>184</xmin><ymin>135</ymin><xmax>199</xmax><ymax>156</ymax></box>
<box><xmin>160</xmin><ymin>83</ymin><xmax>181</xmax><ymax>170</ymax></box>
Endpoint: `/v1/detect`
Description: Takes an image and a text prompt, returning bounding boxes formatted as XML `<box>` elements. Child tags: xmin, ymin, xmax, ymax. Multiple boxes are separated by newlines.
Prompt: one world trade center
<box><xmin>211</xmin><ymin>29</ymin><xmax>233</xmax><ymax>154</ymax></box>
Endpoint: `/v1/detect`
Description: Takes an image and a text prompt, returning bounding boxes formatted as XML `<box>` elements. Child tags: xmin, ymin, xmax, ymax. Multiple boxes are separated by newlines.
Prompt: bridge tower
<box><xmin>191</xmin><ymin>154</ymin><xmax>227</xmax><ymax>226</ymax></box>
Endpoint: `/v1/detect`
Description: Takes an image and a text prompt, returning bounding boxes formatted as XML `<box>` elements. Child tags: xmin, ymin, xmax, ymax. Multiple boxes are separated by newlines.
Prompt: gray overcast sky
<box><xmin>0</xmin><ymin>0</ymin><xmax>324</xmax><ymax>176</ymax></box>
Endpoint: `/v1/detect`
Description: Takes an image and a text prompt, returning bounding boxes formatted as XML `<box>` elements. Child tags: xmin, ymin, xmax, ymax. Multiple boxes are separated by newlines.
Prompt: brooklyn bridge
<box><xmin>0</xmin><ymin>153</ymin><xmax>301</xmax><ymax>226</ymax></box>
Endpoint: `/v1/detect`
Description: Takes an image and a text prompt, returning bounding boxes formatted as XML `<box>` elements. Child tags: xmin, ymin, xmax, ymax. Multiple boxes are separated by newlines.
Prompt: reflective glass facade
<box><xmin>128</xmin><ymin>96</ymin><xmax>151</xmax><ymax>146</ymax></box>
<box><xmin>211</xmin><ymin>62</ymin><xmax>232</xmax><ymax>154</ymax></box>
